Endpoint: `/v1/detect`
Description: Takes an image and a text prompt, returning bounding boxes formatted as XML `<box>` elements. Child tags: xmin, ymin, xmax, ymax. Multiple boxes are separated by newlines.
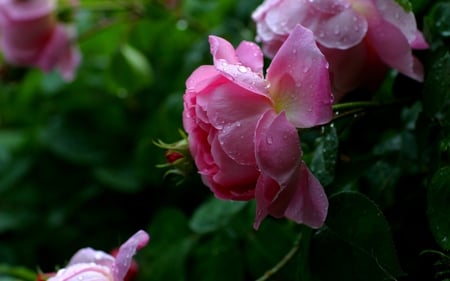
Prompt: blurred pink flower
<box><xmin>252</xmin><ymin>0</ymin><xmax>429</xmax><ymax>99</ymax></box>
<box><xmin>47</xmin><ymin>230</ymin><xmax>149</xmax><ymax>281</ymax></box>
<box><xmin>0</xmin><ymin>0</ymin><xmax>81</xmax><ymax>81</ymax></box>
<box><xmin>183</xmin><ymin>25</ymin><xmax>333</xmax><ymax>229</ymax></box>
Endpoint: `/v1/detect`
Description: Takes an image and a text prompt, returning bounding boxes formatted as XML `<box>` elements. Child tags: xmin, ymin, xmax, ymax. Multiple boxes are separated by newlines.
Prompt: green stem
<box><xmin>332</xmin><ymin>97</ymin><xmax>414</xmax><ymax>112</ymax></box>
<box><xmin>255</xmin><ymin>232</ymin><xmax>303</xmax><ymax>281</ymax></box>
<box><xmin>332</xmin><ymin>100</ymin><xmax>381</xmax><ymax>112</ymax></box>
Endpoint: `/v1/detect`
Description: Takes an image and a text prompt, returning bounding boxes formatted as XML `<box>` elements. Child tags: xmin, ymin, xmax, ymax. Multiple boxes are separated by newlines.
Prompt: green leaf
<box><xmin>245</xmin><ymin>219</ymin><xmax>299</xmax><ymax>281</ymax></box>
<box><xmin>310</xmin><ymin>125</ymin><xmax>338</xmax><ymax>186</ymax></box>
<box><xmin>394</xmin><ymin>0</ymin><xmax>412</xmax><ymax>12</ymax></box>
<box><xmin>311</xmin><ymin>192</ymin><xmax>404</xmax><ymax>281</ymax></box>
<box><xmin>93</xmin><ymin>165</ymin><xmax>141</xmax><ymax>193</ymax></box>
<box><xmin>0</xmin><ymin>265</ymin><xmax>36</xmax><ymax>281</ymax></box>
<box><xmin>423</xmin><ymin>52</ymin><xmax>450</xmax><ymax>126</ymax></box>
<box><xmin>109</xmin><ymin>43</ymin><xmax>153</xmax><ymax>93</ymax></box>
<box><xmin>425</xmin><ymin>2</ymin><xmax>450</xmax><ymax>39</ymax></box>
<box><xmin>189</xmin><ymin>197</ymin><xmax>247</xmax><ymax>234</ymax></box>
<box><xmin>189</xmin><ymin>234</ymin><xmax>245</xmax><ymax>281</ymax></box>
<box><xmin>39</xmin><ymin>117</ymin><xmax>107</xmax><ymax>165</ymax></box>
<box><xmin>141</xmin><ymin>208</ymin><xmax>195</xmax><ymax>281</ymax></box>
<box><xmin>427</xmin><ymin>166</ymin><xmax>450</xmax><ymax>250</ymax></box>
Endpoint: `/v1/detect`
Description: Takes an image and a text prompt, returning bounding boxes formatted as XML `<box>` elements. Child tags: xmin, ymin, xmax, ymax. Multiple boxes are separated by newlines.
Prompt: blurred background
<box><xmin>0</xmin><ymin>0</ymin><xmax>449</xmax><ymax>281</ymax></box>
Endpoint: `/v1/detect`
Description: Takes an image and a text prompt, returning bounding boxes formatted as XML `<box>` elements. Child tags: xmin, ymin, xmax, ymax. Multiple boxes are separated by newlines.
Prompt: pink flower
<box><xmin>47</xmin><ymin>230</ymin><xmax>149</xmax><ymax>281</ymax></box>
<box><xmin>0</xmin><ymin>0</ymin><xmax>81</xmax><ymax>81</ymax></box>
<box><xmin>183</xmin><ymin>25</ymin><xmax>333</xmax><ymax>229</ymax></box>
<box><xmin>252</xmin><ymin>0</ymin><xmax>429</xmax><ymax>98</ymax></box>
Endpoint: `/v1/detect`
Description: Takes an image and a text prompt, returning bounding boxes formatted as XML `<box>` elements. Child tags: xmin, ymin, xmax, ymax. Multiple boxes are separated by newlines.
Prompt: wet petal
<box><xmin>113</xmin><ymin>230</ymin><xmax>149</xmax><ymax>281</ymax></box>
<box><xmin>281</xmin><ymin>163</ymin><xmax>328</xmax><ymax>228</ymax></box>
<box><xmin>0</xmin><ymin>0</ymin><xmax>55</xmax><ymax>21</ymax></box>
<box><xmin>374</xmin><ymin>0</ymin><xmax>421</xmax><ymax>45</ymax></box>
<box><xmin>209</xmin><ymin>35</ymin><xmax>240</xmax><ymax>65</ymax></box>
<box><xmin>255</xmin><ymin>111</ymin><xmax>301</xmax><ymax>186</ymax></box>
<box><xmin>209</xmin><ymin>36</ymin><xmax>268</xmax><ymax>94</ymax></box>
<box><xmin>49</xmin><ymin>263</ymin><xmax>113</xmax><ymax>281</ymax></box>
<box><xmin>209</xmin><ymin>134</ymin><xmax>258</xmax><ymax>200</ymax></box>
<box><xmin>267</xmin><ymin>25</ymin><xmax>333</xmax><ymax>128</ymax></box>
<box><xmin>68</xmin><ymin>248</ymin><xmax>114</xmax><ymax>268</ymax></box>
<box><xmin>367</xmin><ymin>17</ymin><xmax>424</xmax><ymax>81</ymax></box>
<box><xmin>254</xmin><ymin>162</ymin><xmax>328</xmax><ymax>229</ymax></box>
<box><xmin>306</xmin><ymin>0</ymin><xmax>350</xmax><ymax>14</ymax></box>
<box><xmin>307</xmin><ymin>7</ymin><xmax>367</xmax><ymax>49</ymax></box>
<box><xmin>411</xmin><ymin>31</ymin><xmax>429</xmax><ymax>50</ymax></box>
<box><xmin>197</xmin><ymin>81</ymin><xmax>271</xmax><ymax>165</ymax></box>
<box><xmin>254</xmin><ymin>174</ymin><xmax>279</xmax><ymax>229</ymax></box>
<box><xmin>236</xmin><ymin>41</ymin><xmax>264</xmax><ymax>74</ymax></box>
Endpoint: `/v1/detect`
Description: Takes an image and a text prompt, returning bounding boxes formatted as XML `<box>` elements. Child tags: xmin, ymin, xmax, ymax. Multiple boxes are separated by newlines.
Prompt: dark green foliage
<box><xmin>0</xmin><ymin>1</ymin><xmax>449</xmax><ymax>281</ymax></box>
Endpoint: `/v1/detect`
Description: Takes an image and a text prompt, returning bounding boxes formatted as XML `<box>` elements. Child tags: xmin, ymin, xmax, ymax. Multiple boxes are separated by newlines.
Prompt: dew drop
<box><xmin>318</xmin><ymin>31</ymin><xmax>325</xmax><ymax>38</ymax></box>
<box><xmin>238</xmin><ymin>65</ymin><xmax>248</xmax><ymax>73</ymax></box>
<box><xmin>266</xmin><ymin>136</ymin><xmax>273</xmax><ymax>145</ymax></box>
<box><xmin>333</xmin><ymin>27</ymin><xmax>341</xmax><ymax>35</ymax></box>
<box><xmin>292</xmin><ymin>49</ymin><xmax>297</xmax><ymax>55</ymax></box>
<box><xmin>77</xmin><ymin>276</ymin><xmax>83</xmax><ymax>281</ymax></box>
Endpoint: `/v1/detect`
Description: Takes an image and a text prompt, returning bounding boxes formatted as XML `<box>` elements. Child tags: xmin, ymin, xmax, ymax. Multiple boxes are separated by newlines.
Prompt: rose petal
<box><xmin>281</xmin><ymin>163</ymin><xmax>328</xmax><ymax>228</ymax></box>
<box><xmin>48</xmin><ymin>263</ymin><xmax>112</xmax><ymax>281</ymax></box>
<box><xmin>262</xmin><ymin>0</ymin><xmax>306</xmax><ymax>35</ymax></box>
<box><xmin>306</xmin><ymin>0</ymin><xmax>350</xmax><ymax>13</ymax></box>
<box><xmin>112</xmin><ymin>230</ymin><xmax>149</xmax><ymax>281</ymax></box>
<box><xmin>235</xmin><ymin>41</ymin><xmax>264</xmax><ymax>74</ymax></box>
<box><xmin>36</xmin><ymin>25</ymin><xmax>80</xmax><ymax>80</ymax></box>
<box><xmin>373</xmin><ymin>0</ymin><xmax>419</xmax><ymax>45</ymax></box>
<box><xmin>254</xmin><ymin>162</ymin><xmax>328</xmax><ymax>229</ymax></box>
<box><xmin>209</xmin><ymin>36</ymin><xmax>268</xmax><ymax>95</ymax></box>
<box><xmin>305</xmin><ymin>4</ymin><xmax>368</xmax><ymax>49</ymax></box>
<box><xmin>411</xmin><ymin>31</ymin><xmax>429</xmax><ymax>50</ymax></box>
<box><xmin>68</xmin><ymin>248</ymin><xmax>115</xmax><ymax>268</ymax></box>
<box><xmin>209</xmin><ymin>134</ymin><xmax>258</xmax><ymax>200</ymax></box>
<box><xmin>0</xmin><ymin>0</ymin><xmax>55</xmax><ymax>21</ymax></box>
<box><xmin>253</xmin><ymin>174</ymin><xmax>279</xmax><ymax>229</ymax></box>
<box><xmin>209</xmin><ymin>35</ymin><xmax>240</xmax><ymax>65</ymax></box>
<box><xmin>255</xmin><ymin>111</ymin><xmax>301</xmax><ymax>186</ymax></box>
<box><xmin>197</xmin><ymin>82</ymin><xmax>271</xmax><ymax>165</ymax></box>
<box><xmin>367</xmin><ymin>17</ymin><xmax>424</xmax><ymax>81</ymax></box>
<box><xmin>267</xmin><ymin>25</ymin><xmax>333</xmax><ymax>128</ymax></box>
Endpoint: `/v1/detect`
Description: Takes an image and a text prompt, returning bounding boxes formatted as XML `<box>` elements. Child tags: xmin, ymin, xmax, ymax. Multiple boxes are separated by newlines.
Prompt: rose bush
<box><xmin>0</xmin><ymin>0</ymin><xmax>80</xmax><ymax>81</ymax></box>
<box><xmin>252</xmin><ymin>0</ymin><xmax>429</xmax><ymax>98</ymax></box>
<box><xmin>183</xmin><ymin>24</ymin><xmax>333</xmax><ymax>229</ymax></box>
<box><xmin>46</xmin><ymin>230</ymin><xmax>149</xmax><ymax>281</ymax></box>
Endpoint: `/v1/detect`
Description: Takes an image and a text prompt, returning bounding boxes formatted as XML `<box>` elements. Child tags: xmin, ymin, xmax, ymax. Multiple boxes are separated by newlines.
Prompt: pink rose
<box><xmin>47</xmin><ymin>230</ymin><xmax>149</xmax><ymax>281</ymax></box>
<box><xmin>252</xmin><ymin>0</ymin><xmax>429</xmax><ymax>99</ymax></box>
<box><xmin>0</xmin><ymin>0</ymin><xmax>81</xmax><ymax>81</ymax></box>
<box><xmin>183</xmin><ymin>25</ymin><xmax>333</xmax><ymax>229</ymax></box>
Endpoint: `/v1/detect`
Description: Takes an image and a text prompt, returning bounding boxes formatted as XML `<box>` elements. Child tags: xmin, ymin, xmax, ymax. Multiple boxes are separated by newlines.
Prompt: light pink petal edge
<box><xmin>112</xmin><ymin>230</ymin><xmax>150</xmax><ymax>281</ymax></box>
<box><xmin>267</xmin><ymin>24</ymin><xmax>333</xmax><ymax>128</ymax></box>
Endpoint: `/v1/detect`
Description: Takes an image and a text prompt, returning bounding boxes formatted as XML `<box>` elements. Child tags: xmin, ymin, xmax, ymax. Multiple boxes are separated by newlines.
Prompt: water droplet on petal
<box><xmin>238</xmin><ymin>65</ymin><xmax>248</xmax><ymax>73</ymax></box>
<box><xmin>266</xmin><ymin>136</ymin><xmax>273</xmax><ymax>145</ymax></box>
